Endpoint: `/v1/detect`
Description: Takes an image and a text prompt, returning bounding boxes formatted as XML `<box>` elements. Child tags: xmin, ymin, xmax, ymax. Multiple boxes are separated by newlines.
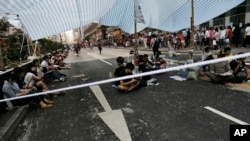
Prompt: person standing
<box><xmin>75</xmin><ymin>41</ymin><xmax>81</xmax><ymax>56</ymax></box>
<box><xmin>232</xmin><ymin>24</ymin><xmax>240</xmax><ymax>48</ymax></box>
<box><xmin>225</xmin><ymin>26</ymin><xmax>233</xmax><ymax>46</ymax></box>
<box><xmin>152</xmin><ymin>38</ymin><xmax>160</xmax><ymax>57</ymax></box>
<box><xmin>219</xmin><ymin>26</ymin><xmax>226</xmax><ymax>49</ymax></box>
<box><xmin>97</xmin><ymin>40</ymin><xmax>102</xmax><ymax>54</ymax></box>
<box><xmin>240</xmin><ymin>24</ymin><xmax>246</xmax><ymax>48</ymax></box>
<box><xmin>246</xmin><ymin>23</ymin><xmax>250</xmax><ymax>46</ymax></box>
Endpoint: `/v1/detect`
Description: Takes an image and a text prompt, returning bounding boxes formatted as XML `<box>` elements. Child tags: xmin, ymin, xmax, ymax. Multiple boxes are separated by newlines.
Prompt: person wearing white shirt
<box><xmin>24</xmin><ymin>63</ymin><xmax>50</xmax><ymax>92</ymax></box>
<box><xmin>219</xmin><ymin>26</ymin><xmax>226</xmax><ymax>48</ymax></box>
<box><xmin>246</xmin><ymin>23</ymin><xmax>250</xmax><ymax>45</ymax></box>
<box><xmin>40</xmin><ymin>55</ymin><xmax>65</xmax><ymax>81</ymax></box>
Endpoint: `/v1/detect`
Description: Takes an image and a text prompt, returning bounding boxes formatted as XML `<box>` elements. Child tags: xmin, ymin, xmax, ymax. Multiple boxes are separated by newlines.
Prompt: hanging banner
<box><xmin>134</xmin><ymin>0</ymin><xmax>145</xmax><ymax>23</ymax></box>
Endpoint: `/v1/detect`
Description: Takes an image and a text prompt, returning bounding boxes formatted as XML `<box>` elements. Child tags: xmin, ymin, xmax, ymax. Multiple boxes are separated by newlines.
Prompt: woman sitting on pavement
<box><xmin>12</xmin><ymin>67</ymin><xmax>27</xmax><ymax>89</ymax></box>
<box><xmin>24</xmin><ymin>63</ymin><xmax>63</xmax><ymax>97</ymax></box>
<box><xmin>24</xmin><ymin>63</ymin><xmax>50</xmax><ymax>92</ymax></box>
<box><xmin>2</xmin><ymin>72</ymin><xmax>53</xmax><ymax>109</ymax></box>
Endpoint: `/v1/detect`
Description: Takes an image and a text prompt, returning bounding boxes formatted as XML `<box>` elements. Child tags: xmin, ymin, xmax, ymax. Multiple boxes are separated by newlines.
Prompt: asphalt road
<box><xmin>9</xmin><ymin>47</ymin><xmax>250</xmax><ymax>141</ymax></box>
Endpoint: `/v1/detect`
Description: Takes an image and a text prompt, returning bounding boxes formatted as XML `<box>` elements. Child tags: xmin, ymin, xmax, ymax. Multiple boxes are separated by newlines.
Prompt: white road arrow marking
<box><xmin>89</xmin><ymin>85</ymin><xmax>132</xmax><ymax>141</ymax></box>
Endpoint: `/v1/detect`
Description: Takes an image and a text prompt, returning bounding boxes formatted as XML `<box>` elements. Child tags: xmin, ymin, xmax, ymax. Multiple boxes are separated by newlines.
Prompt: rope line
<box><xmin>1</xmin><ymin>52</ymin><xmax>250</xmax><ymax>103</ymax></box>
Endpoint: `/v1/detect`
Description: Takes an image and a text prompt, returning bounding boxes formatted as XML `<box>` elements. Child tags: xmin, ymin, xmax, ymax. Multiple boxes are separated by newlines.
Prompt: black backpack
<box><xmin>153</xmin><ymin>40</ymin><xmax>160</xmax><ymax>48</ymax></box>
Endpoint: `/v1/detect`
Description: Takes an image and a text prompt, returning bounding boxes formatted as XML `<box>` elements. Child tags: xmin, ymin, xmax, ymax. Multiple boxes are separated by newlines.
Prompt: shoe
<box><xmin>53</xmin><ymin>79</ymin><xmax>60</xmax><ymax>82</ymax></box>
<box><xmin>147</xmin><ymin>82</ymin><xmax>155</xmax><ymax>86</ymax></box>
<box><xmin>59</xmin><ymin>77</ymin><xmax>65</xmax><ymax>82</ymax></box>
<box><xmin>112</xmin><ymin>85</ymin><xmax>118</xmax><ymax>89</ymax></box>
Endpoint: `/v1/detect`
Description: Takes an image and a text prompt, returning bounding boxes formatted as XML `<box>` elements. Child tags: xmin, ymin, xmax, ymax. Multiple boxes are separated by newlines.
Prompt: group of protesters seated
<box><xmin>1</xmin><ymin>52</ymin><xmax>69</xmax><ymax>109</ymax></box>
<box><xmin>200</xmin><ymin>46</ymin><xmax>250</xmax><ymax>85</ymax></box>
<box><xmin>114</xmin><ymin>47</ymin><xmax>250</xmax><ymax>92</ymax></box>
<box><xmin>113</xmin><ymin>50</ymin><xmax>164</xmax><ymax>93</ymax></box>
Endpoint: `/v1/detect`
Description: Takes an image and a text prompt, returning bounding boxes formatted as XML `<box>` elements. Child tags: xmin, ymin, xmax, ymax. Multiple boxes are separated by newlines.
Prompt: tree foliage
<box><xmin>0</xmin><ymin>17</ymin><xmax>64</xmax><ymax>68</ymax></box>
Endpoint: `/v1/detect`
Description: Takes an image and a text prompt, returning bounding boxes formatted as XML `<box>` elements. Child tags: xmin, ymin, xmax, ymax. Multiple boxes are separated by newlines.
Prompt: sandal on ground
<box><xmin>41</xmin><ymin>104</ymin><xmax>53</xmax><ymax>109</ymax></box>
<box><xmin>44</xmin><ymin>99</ymin><xmax>54</xmax><ymax>104</ymax></box>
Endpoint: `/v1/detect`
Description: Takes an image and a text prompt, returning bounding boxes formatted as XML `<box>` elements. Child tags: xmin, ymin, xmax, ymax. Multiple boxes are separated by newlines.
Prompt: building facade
<box><xmin>200</xmin><ymin>0</ymin><xmax>250</xmax><ymax>28</ymax></box>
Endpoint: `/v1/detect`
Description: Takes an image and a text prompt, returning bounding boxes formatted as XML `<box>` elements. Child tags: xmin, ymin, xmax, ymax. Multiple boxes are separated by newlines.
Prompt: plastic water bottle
<box><xmin>109</xmin><ymin>72</ymin><xmax>113</xmax><ymax>78</ymax></box>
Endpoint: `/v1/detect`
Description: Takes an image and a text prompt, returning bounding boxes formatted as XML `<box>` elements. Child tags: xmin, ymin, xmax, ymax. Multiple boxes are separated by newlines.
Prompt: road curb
<box><xmin>0</xmin><ymin>106</ymin><xmax>28</xmax><ymax>141</ymax></box>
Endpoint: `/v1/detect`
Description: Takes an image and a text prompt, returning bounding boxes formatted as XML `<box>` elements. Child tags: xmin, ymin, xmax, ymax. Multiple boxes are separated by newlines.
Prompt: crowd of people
<box><xmin>111</xmin><ymin>44</ymin><xmax>250</xmax><ymax>94</ymax></box>
<box><xmin>1</xmin><ymin>49</ymin><xmax>69</xmax><ymax>109</ymax></box>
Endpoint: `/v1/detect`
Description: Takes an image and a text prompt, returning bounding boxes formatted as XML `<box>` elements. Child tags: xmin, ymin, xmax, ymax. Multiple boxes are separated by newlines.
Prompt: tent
<box><xmin>0</xmin><ymin>0</ymin><xmax>245</xmax><ymax>40</ymax></box>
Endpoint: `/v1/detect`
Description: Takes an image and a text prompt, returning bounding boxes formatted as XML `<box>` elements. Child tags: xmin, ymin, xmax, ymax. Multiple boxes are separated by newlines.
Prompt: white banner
<box><xmin>134</xmin><ymin>0</ymin><xmax>145</xmax><ymax>23</ymax></box>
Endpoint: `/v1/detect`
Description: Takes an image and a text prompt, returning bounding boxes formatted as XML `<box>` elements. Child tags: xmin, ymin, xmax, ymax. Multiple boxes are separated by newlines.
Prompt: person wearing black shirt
<box><xmin>117</xmin><ymin>63</ymin><xmax>140</xmax><ymax>92</ymax></box>
<box><xmin>230</xmin><ymin>53</ymin><xmax>250</xmax><ymax>83</ymax></box>
<box><xmin>114</xmin><ymin>56</ymin><xmax>126</xmax><ymax>86</ymax></box>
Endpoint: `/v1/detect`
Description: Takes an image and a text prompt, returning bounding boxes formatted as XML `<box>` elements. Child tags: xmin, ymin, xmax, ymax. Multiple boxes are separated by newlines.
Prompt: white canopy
<box><xmin>0</xmin><ymin>0</ymin><xmax>244</xmax><ymax>40</ymax></box>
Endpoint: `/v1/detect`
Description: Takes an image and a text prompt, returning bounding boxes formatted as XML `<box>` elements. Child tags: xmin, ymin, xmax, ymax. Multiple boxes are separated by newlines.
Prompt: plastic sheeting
<box><xmin>0</xmin><ymin>0</ymin><xmax>245</xmax><ymax>40</ymax></box>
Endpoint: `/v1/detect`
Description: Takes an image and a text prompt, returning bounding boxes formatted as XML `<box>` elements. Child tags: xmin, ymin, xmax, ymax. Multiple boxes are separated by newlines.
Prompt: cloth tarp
<box><xmin>0</xmin><ymin>0</ymin><xmax>245</xmax><ymax>40</ymax></box>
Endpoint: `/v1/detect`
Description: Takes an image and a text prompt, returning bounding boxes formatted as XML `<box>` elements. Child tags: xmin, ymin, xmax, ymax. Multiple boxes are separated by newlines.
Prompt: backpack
<box><xmin>153</xmin><ymin>40</ymin><xmax>160</xmax><ymax>48</ymax></box>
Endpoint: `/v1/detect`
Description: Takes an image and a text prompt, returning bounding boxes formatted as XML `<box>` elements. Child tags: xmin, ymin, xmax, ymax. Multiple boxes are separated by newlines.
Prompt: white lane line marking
<box><xmin>204</xmin><ymin>106</ymin><xmax>249</xmax><ymax>125</ymax></box>
<box><xmin>100</xmin><ymin>59</ymin><xmax>112</xmax><ymax>65</ymax></box>
<box><xmin>89</xmin><ymin>85</ymin><xmax>112</xmax><ymax>112</ymax></box>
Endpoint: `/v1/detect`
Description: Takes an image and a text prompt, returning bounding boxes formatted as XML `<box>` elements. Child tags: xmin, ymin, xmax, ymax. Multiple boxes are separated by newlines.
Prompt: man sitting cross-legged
<box><xmin>117</xmin><ymin>63</ymin><xmax>140</xmax><ymax>92</ymax></box>
<box><xmin>205</xmin><ymin>50</ymin><xmax>234</xmax><ymax>85</ymax></box>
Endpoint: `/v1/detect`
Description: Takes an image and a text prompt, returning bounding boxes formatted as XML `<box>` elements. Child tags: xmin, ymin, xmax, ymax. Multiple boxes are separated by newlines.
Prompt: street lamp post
<box><xmin>190</xmin><ymin>0</ymin><xmax>195</xmax><ymax>49</ymax></box>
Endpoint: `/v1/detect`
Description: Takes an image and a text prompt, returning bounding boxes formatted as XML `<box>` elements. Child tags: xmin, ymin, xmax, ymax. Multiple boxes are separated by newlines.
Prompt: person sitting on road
<box><xmin>40</xmin><ymin>55</ymin><xmax>66</xmax><ymax>82</ymax></box>
<box><xmin>51</xmin><ymin>51</ymin><xmax>70</xmax><ymax>69</ymax></box>
<box><xmin>117</xmin><ymin>63</ymin><xmax>140</xmax><ymax>93</ymax></box>
<box><xmin>155</xmin><ymin>52</ymin><xmax>167</xmax><ymax>70</ymax></box>
<box><xmin>223</xmin><ymin>47</ymin><xmax>233</xmax><ymax>63</ymax></box>
<box><xmin>25</xmin><ymin>63</ymin><xmax>64</xmax><ymax>97</ymax></box>
<box><xmin>2</xmin><ymin>72</ymin><xmax>53</xmax><ymax>109</ymax></box>
<box><xmin>230</xmin><ymin>52</ymin><xmax>250</xmax><ymax>83</ymax></box>
<box><xmin>12</xmin><ymin>67</ymin><xmax>27</xmax><ymax>89</ymax></box>
<box><xmin>33</xmin><ymin>59</ymin><xmax>45</xmax><ymax>78</ymax></box>
<box><xmin>138</xmin><ymin>54</ymin><xmax>154</xmax><ymax>81</ymax></box>
<box><xmin>113</xmin><ymin>56</ymin><xmax>126</xmax><ymax>87</ymax></box>
<box><xmin>205</xmin><ymin>50</ymin><xmax>234</xmax><ymax>85</ymax></box>
<box><xmin>25</xmin><ymin>63</ymin><xmax>51</xmax><ymax>92</ymax></box>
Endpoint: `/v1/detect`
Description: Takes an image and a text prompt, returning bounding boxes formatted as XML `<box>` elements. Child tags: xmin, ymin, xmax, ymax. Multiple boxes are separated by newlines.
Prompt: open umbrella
<box><xmin>0</xmin><ymin>0</ymin><xmax>245</xmax><ymax>40</ymax></box>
